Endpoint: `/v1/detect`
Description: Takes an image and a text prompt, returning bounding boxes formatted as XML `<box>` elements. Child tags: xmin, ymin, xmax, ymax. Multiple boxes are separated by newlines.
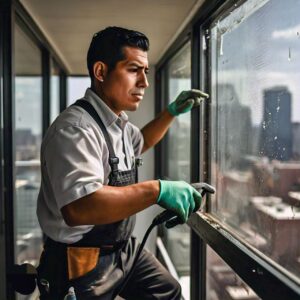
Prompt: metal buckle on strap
<box><xmin>109</xmin><ymin>157</ymin><xmax>119</xmax><ymax>174</ymax></box>
<box><xmin>135</xmin><ymin>158</ymin><xmax>143</xmax><ymax>167</ymax></box>
<box><xmin>99</xmin><ymin>241</ymin><xmax>127</xmax><ymax>254</ymax></box>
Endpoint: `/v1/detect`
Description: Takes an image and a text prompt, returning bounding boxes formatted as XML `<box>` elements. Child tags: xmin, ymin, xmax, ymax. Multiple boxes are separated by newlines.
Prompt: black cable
<box><xmin>114</xmin><ymin>183</ymin><xmax>216</xmax><ymax>298</ymax></box>
<box><xmin>113</xmin><ymin>222</ymin><xmax>156</xmax><ymax>298</ymax></box>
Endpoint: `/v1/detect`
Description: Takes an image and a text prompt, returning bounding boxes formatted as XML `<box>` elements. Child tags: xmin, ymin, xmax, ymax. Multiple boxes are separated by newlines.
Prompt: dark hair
<box><xmin>87</xmin><ymin>26</ymin><xmax>149</xmax><ymax>82</ymax></box>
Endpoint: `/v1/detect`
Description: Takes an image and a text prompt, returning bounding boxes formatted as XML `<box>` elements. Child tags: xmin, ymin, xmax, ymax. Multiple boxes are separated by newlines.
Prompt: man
<box><xmin>37</xmin><ymin>26</ymin><xmax>208</xmax><ymax>300</ymax></box>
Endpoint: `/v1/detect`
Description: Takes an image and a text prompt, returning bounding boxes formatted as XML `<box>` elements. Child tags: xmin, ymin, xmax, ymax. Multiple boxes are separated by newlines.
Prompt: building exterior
<box><xmin>260</xmin><ymin>87</ymin><xmax>293</xmax><ymax>161</ymax></box>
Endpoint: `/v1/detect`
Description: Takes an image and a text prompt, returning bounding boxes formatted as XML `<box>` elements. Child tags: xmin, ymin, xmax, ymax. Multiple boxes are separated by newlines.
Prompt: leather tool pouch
<box><xmin>67</xmin><ymin>247</ymin><xmax>100</xmax><ymax>280</ymax></box>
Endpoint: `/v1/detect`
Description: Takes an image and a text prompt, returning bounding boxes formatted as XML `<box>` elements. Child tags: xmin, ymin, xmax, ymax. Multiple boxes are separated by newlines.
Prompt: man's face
<box><xmin>100</xmin><ymin>46</ymin><xmax>149</xmax><ymax>115</ymax></box>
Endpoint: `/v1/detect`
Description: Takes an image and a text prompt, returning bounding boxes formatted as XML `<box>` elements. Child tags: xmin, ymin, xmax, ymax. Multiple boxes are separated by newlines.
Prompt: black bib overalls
<box><xmin>37</xmin><ymin>100</ymin><xmax>181</xmax><ymax>300</ymax></box>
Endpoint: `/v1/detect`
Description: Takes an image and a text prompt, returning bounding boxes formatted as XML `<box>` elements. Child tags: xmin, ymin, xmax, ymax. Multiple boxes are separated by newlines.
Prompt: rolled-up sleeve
<box><xmin>44</xmin><ymin>125</ymin><xmax>105</xmax><ymax>209</ymax></box>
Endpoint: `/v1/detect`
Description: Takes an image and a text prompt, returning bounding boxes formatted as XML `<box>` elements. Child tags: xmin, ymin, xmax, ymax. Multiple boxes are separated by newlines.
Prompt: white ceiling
<box><xmin>20</xmin><ymin>0</ymin><xmax>205</xmax><ymax>75</ymax></box>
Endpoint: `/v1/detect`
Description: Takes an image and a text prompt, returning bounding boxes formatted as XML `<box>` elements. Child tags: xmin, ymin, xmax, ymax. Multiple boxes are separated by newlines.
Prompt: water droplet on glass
<box><xmin>252</xmin><ymin>269</ymin><xmax>256</xmax><ymax>273</ymax></box>
<box><xmin>262</xmin><ymin>121</ymin><xmax>266</xmax><ymax>129</ymax></box>
<box><xmin>276</xmin><ymin>106</ymin><xmax>280</xmax><ymax>112</ymax></box>
<box><xmin>268</xmin><ymin>112</ymin><xmax>271</xmax><ymax>115</ymax></box>
<box><xmin>274</xmin><ymin>136</ymin><xmax>278</xmax><ymax>140</ymax></box>
<box><xmin>219</xmin><ymin>35</ymin><xmax>224</xmax><ymax>56</ymax></box>
<box><xmin>288</xmin><ymin>47</ymin><xmax>291</xmax><ymax>61</ymax></box>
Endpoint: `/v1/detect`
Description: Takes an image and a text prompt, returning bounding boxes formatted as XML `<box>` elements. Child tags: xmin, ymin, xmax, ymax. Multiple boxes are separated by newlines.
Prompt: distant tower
<box><xmin>260</xmin><ymin>87</ymin><xmax>292</xmax><ymax>161</ymax></box>
<box><xmin>216</xmin><ymin>84</ymin><xmax>252</xmax><ymax>171</ymax></box>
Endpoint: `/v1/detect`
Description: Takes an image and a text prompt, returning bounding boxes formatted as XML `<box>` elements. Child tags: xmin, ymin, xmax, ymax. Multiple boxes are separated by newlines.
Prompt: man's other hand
<box><xmin>167</xmin><ymin>89</ymin><xmax>209</xmax><ymax>116</ymax></box>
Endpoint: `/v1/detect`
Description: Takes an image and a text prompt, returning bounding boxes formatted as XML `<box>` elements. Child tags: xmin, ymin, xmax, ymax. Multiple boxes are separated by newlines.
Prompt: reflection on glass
<box><xmin>50</xmin><ymin>59</ymin><xmax>60</xmax><ymax>123</ymax></box>
<box><xmin>14</xmin><ymin>23</ymin><xmax>42</xmax><ymax>272</ymax></box>
<box><xmin>210</xmin><ymin>0</ymin><xmax>300</xmax><ymax>279</ymax></box>
<box><xmin>161</xmin><ymin>42</ymin><xmax>192</xmax><ymax>299</ymax></box>
<box><xmin>207</xmin><ymin>246</ymin><xmax>261</xmax><ymax>300</ymax></box>
<box><xmin>67</xmin><ymin>76</ymin><xmax>90</xmax><ymax>106</ymax></box>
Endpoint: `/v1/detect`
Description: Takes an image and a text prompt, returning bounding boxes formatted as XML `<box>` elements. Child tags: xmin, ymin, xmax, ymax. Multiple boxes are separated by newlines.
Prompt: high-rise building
<box><xmin>260</xmin><ymin>87</ymin><xmax>292</xmax><ymax>161</ymax></box>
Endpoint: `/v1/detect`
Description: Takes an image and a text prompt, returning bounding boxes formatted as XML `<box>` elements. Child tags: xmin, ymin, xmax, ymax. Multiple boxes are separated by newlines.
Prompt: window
<box><xmin>209</xmin><ymin>0</ymin><xmax>300</xmax><ymax>280</ymax></box>
<box><xmin>14</xmin><ymin>23</ymin><xmax>42</xmax><ymax>267</ymax></box>
<box><xmin>67</xmin><ymin>76</ymin><xmax>90</xmax><ymax>106</ymax></box>
<box><xmin>165</xmin><ymin>42</ymin><xmax>192</xmax><ymax>182</ymax></box>
<box><xmin>160</xmin><ymin>41</ymin><xmax>192</xmax><ymax>298</ymax></box>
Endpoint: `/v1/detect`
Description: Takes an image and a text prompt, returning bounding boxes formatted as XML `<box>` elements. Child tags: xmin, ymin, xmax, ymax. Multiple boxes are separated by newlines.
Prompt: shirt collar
<box><xmin>83</xmin><ymin>88</ymin><xmax>128</xmax><ymax>128</ymax></box>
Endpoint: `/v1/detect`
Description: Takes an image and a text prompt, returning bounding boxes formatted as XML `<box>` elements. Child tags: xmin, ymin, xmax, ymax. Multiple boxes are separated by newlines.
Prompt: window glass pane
<box><xmin>166</xmin><ymin>42</ymin><xmax>191</xmax><ymax>181</ymax></box>
<box><xmin>161</xmin><ymin>42</ymin><xmax>192</xmax><ymax>300</ymax></box>
<box><xmin>209</xmin><ymin>0</ymin><xmax>300</xmax><ymax>279</ymax></box>
<box><xmin>207</xmin><ymin>246</ymin><xmax>261</xmax><ymax>300</ymax></box>
<box><xmin>14</xmin><ymin>23</ymin><xmax>42</xmax><ymax>269</ymax></box>
<box><xmin>50</xmin><ymin>59</ymin><xmax>60</xmax><ymax>123</ymax></box>
<box><xmin>67</xmin><ymin>76</ymin><xmax>90</xmax><ymax>106</ymax></box>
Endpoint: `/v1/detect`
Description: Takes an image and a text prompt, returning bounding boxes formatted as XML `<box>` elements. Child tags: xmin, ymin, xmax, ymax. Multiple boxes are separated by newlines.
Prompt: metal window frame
<box><xmin>189</xmin><ymin>213</ymin><xmax>300</xmax><ymax>299</ymax></box>
<box><xmin>59</xmin><ymin>71</ymin><xmax>67</xmax><ymax>111</ymax></box>
<box><xmin>42</xmin><ymin>48</ymin><xmax>50</xmax><ymax>135</ymax></box>
<box><xmin>0</xmin><ymin>1</ymin><xmax>14</xmax><ymax>299</ymax></box>
<box><xmin>190</xmin><ymin>21</ymin><xmax>206</xmax><ymax>300</ymax></box>
<box><xmin>0</xmin><ymin>2</ymin><xmax>6</xmax><ymax>297</ymax></box>
<box><xmin>1</xmin><ymin>2</ymin><xmax>16</xmax><ymax>298</ymax></box>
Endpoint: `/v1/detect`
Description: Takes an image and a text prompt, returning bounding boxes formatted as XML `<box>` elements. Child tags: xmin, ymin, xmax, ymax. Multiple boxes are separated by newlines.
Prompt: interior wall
<box><xmin>127</xmin><ymin>66</ymin><xmax>162</xmax><ymax>253</ymax></box>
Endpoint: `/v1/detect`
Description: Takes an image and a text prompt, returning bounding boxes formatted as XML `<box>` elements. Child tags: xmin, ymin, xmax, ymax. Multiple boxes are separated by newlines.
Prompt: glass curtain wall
<box><xmin>14</xmin><ymin>23</ymin><xmax>43</xmax><ymax>270</ymax></box>
<box><xmin>161</xmin><ymin>42</ymin><xmax>192</xmax><ymax>298</ymax></box>
<box><xmin>209</xmin><ymin>0</ymin><xmax>300</xmax><ymax>281</ymax></box>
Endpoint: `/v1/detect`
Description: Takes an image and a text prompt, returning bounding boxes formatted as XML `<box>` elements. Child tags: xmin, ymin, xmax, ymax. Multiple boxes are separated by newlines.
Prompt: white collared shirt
<box><xmin>37</xmin><ymin>88</ymin><xmax>144</xmax><ymax>243</ymax></box>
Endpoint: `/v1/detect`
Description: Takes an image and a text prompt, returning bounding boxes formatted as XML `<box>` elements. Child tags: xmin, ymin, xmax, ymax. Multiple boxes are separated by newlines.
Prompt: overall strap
<box><xmin>73</xmin><ymin>99</ymin><xmax>119</xmax><ymax>174</ymax></box>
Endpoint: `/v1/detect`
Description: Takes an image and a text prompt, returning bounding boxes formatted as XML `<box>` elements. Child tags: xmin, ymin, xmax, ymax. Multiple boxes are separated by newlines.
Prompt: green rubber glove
<box><xmin>157</xmin><ymin>180</ymin><xmax>202</xmax><ymax>227</ymax></box>
<box><xmin>167</xmin><ymin>89</ymin><xmax>209</xmax><ymax>116</ymax></box>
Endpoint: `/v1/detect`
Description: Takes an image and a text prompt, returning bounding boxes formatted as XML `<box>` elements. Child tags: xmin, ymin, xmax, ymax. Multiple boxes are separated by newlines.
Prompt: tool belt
<box><xmin>43</xmin><ymin>237</ymin><xmax>127</xmax><ymax>282</ymax></box>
